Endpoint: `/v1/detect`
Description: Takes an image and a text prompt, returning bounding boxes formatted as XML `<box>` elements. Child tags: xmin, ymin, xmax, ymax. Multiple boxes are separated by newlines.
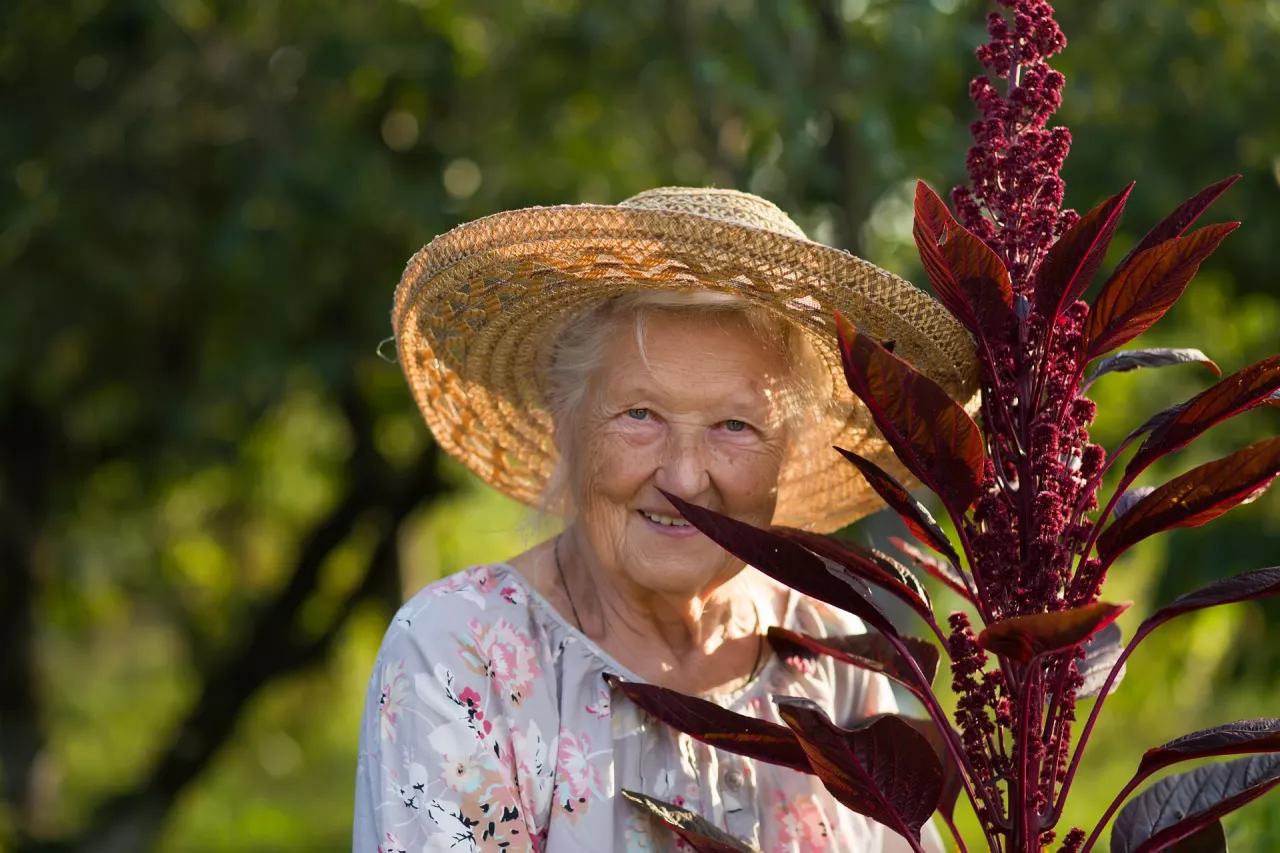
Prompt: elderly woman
<box><xmin>355</xmin><ymin>189</ymin><xmax>974</xmax><ymax>852</ymax></box>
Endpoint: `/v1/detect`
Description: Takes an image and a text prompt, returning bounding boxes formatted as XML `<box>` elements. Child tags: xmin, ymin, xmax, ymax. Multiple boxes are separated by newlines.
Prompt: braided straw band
<box><xmin>393</xmin><ymin>188</ymin><xmax>979</xmax><ymax>533</ymax></box>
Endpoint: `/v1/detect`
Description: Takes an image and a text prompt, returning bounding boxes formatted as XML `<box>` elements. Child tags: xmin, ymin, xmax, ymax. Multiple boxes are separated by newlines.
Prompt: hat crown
<box><xmin>618</xmin><ymin>187</ymin><xmax>809</xmax><ymax>241</ymax></box>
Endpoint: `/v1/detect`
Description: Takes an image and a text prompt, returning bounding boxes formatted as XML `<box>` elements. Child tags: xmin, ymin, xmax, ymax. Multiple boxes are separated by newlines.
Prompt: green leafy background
<box><xmin>2</xmin><ymin>0</ymin><xmax>1277</xmax><ymax>850</ymax></box>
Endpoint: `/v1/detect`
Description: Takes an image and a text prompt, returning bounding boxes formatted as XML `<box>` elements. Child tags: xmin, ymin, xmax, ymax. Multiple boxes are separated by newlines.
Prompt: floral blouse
<box><xmin>353</xmin><ymin>563</ymin><xmax>945</xmax><ymax>852</ymax></box>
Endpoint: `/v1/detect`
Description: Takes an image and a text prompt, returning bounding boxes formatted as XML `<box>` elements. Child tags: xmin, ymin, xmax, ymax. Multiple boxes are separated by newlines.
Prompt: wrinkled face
<box><xmin>564</xmin><ymin>310</ymin><xmax>792</xmax><ymax>597</ymax></box>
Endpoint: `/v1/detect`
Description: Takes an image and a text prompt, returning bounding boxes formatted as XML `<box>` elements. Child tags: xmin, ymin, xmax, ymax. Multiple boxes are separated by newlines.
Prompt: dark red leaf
<box><xmin>1116</xmin><ymin>175</ymin><xmax>1241</xmax><ymax>272</ymax></box>
<box><xmin>766</xmin><ymin>627</ymin><xmax>939</xmax><ymax>694</ymax></box>
<box><xmin>1111</xmin><ymin>754</ymin><xmax>1280</xmax><ymax>853</ymax></box>
<box><xmin>1125</xmin><ymin>355</ymin><xmax>1280</xmax><ymax>481</ymax></box>
<box><xmin>875</xmin><ymin>714</ymin><xmax>966</xmax><ymax>821</ymax></box>
<box><xmin>661</xmin><ymin>492</ymin><xmax>897</xmax><ymax>638</ymax></box>
<box><xmin>1035</xmin><ymin>183</ymin><xmax>1133</xmax><ymax>319</ymax></box>
<box><xmin>1099</xmin><ymin>437</ymin><xmax>1280</xmax><ymax>565</ymax></box>
<box><xmin>836</xmin><ymin>316</ymin><xmax>985</xmax><ymax>515</ymax></box>
<box><xmin>1132</xmin><ymin>567</ymin><xmax>1280</xmax><ymax>649</ymax></box>
<box><xmin>834</xmin><ymin>446</ymin><xmax>962</xmax><ymax>568</ymax></box>
<box><xmin>1163</xmin><ymin>820</ymin><xmax>1227</xmax><ymax>853</ymax></box>
<box><xmin>912</xmin><ymin>181</ymin><xmax>1014</xmax><ymax>340</ymax></box>
<box><xmin>776</xmin><ymin>697</ymin><xmax>942</xmax><ymax>840</ymax></box>
<box><xmin>977</xmin><ymin>601</ymin><xmax>1130</xmax><ymax>665</ymax></box>
<box><xmin>1084</xmin><ymin>223</ymin><xmax>1238</xmax><ymax>359</ymax></box>
<box><xmin>609</xmin><ymin>676</ymin><xmax>811</xmax><ymax>774</ymax></box>
<box><xmin>621</xmin><ymin>791</ymin><xmax>758</xmax><ymax>852</ymax></box>
<box><xmin>771</xmin><ymin>526</ymin><xmax>932</xmax><ymax>622</ymax></box>
<box><xmin>1086</xmin><ymin>348</ymin><xmax>1221</xmax><ymax>385</ymax></box>
<box><xmin>1137</xmin><ymin>719</ymin><xmax>1280</xmax><ymax>780</ymax></box>
<box><xmin>889</xmin><ymin>536</ymin><xmax>975</xmax><ymax>603</ymax></box>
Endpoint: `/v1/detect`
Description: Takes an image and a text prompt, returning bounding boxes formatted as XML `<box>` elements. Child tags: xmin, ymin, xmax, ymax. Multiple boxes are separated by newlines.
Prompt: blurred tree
<box><xmin>0</xmin><ymin>0</ymin><xmax>1276</xmax><ymax>851</ymax></box>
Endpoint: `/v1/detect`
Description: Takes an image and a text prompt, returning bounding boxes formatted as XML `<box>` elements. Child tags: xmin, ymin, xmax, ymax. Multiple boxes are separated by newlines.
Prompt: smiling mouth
<box><xmin>639</xmin><ymin>510</ymin><xmax>692</xmax><ymax>528</ymax></box>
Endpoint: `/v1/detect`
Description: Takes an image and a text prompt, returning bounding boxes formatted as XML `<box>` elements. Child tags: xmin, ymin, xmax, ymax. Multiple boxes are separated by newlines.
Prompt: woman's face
<box><xmin>565</xmin><ymin>309</ymin><xmax>792</xmax><ymax>597</ymax></box>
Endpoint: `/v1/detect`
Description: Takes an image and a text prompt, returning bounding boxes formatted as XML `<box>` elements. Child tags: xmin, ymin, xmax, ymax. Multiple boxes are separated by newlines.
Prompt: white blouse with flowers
<box><xmin>353</xmin><ymin>563</ymin><xmax>944</xmax><ymax>853</ymax></box>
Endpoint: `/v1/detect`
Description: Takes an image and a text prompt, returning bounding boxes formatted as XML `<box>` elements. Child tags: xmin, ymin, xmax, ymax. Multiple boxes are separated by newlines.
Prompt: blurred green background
<box><xmin>2</xmin><ymin>0</ymin><xmax>1278</xmax><ymax>850</ymax></box>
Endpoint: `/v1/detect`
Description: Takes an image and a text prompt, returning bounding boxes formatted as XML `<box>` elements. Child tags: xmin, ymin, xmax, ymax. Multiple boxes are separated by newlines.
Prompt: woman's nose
<box><xmin>653</xmin><ymin>430</ymin><xmax>711</xmax><ymax>500</ymax></box>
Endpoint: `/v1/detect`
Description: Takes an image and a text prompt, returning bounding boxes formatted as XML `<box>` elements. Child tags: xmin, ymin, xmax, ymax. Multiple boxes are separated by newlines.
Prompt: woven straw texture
<box><xmin>393</xmin><ymin>187</ymin><xmax>978</xmax><ymax>532</ymax></box>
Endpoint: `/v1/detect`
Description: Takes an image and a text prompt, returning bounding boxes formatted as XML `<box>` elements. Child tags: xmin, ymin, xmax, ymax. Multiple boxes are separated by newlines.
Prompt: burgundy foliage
<box><xmin>622</xmin><ymin>2</ymin><xmax>1280</xmax><ymax>851</ymax></box>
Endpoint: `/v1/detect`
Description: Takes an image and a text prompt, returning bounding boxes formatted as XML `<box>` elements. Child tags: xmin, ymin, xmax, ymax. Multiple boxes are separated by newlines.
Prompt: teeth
<box><xmin>641</xmin><ymin>510</ymin><xmax>691</xmax><ymax>527</ymax></box>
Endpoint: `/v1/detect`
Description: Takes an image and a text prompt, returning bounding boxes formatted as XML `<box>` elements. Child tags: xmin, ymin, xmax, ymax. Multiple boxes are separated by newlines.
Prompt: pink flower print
<box><xmin>771</xmin><ymin>793</ymin><xmax>830</xmax><ymax>853</ymax></box>
<box><xmin>499</xmin><ymin>584</ymin><xmax>525</xmax><ymax>605</ymax></box>
<box><xmin>378</xmin><ymin>660</ymin><xmax>409</xmax><ymax>744</ymax></box>
<box><xmin>585</xmin><ymin>688</ymin><xmax>610</xmax><ymax>718</ymax></box>
<box><xmin>555</xmin><ymin>729</ymin><xmax>605</xmax><ymax>823</ymax></box>
<box><xmin>462</xmin><ymin>618</ymin><xmax>541</xmax><ymax>704</ymax></box>
<box><xmin>378</xmin><ymin>830</ymin><xmax>408</xmax><ymax>853</ymax></box>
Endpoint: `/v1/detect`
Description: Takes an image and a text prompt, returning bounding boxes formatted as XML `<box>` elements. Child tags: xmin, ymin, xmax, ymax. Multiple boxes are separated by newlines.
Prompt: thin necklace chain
<box><xmin>553</xmin><ymin>534</ymin><xmax>766</xmax><ymax>685</ymax></box>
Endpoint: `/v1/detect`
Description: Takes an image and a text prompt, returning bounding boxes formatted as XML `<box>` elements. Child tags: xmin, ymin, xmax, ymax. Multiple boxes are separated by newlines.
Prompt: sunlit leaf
<box><xmin>1116</xmin><ymin>175</ymin><xmax>1241</xmax><ymax>271</ymax></box>
<box><xmin>1085</xmin><ymin>223</ymin><xmax>1238</xmax><ymax>359</ymax></box>
<box><xmin>1110</xmin><ymin>755</ymin><xmax>1280</xmax><ymax>853</ymax></box>
<box><xmin>621</xmin><ymin>791</ymin><xmax>759</xmax><ymax>852</ymax></box>
<box><xmin>912</xmin><ymin>180</ymin><xmax>1014</xmax><ymax>341</ymax></box>
<box><xmin>608</xmin><ymin>676</ymin><xmax>811</xmax><ymax>774</ymax></box>
<box><xmin>977</xmin><ymin>601</ymin><xmax>1130</xmax><ymax>665</ymax></box>
<box><xmin>835</xmin><ymin>317</ymin><xmax>985</xmax><ymax>515</ymax></box>
<box><xmin>834</xmin><ymin>446</ymin><xmax>962</xmax><ymax>568</ymax></box>
<box><xmin>1036</xmin><ymin>183</ymin><xmax>1133</xmax><ymax>319</ymax></box>
<box><xmin>775</xmin><ymin>697</ymin><xmax>942</xmax><ymax>840</ymax></box>
<box><xmin>1100</xmin><ymin>438</ymin><xmax>1280</xmax><ymax>565</ymax></box>
<box><xmin>1125</xmin><ymin>355</ymin><xmax>1280</xmax><ymax>480</ymax></box>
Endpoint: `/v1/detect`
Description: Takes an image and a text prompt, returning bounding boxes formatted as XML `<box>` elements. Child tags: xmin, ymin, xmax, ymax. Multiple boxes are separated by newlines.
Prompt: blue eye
<box><xmin>626</xmin><ymin>408</ymin><xmax>649</xmax><ymax>420</ymax></box>
<box><xmin>724</xmin><ymin>419</ymin><xmax>747</xmax><ymax>432</ymax></box>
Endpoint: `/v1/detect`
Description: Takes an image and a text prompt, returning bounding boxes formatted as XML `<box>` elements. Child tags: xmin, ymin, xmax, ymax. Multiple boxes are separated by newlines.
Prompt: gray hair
<box><xmin>541</xmin><ymin>289</ymin><xmax>832</xmax><ymax>516</ymax></box>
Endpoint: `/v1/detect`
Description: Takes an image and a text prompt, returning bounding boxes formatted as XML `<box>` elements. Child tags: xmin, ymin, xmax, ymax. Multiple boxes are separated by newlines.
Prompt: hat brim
<box><xmin>393</xmin><ymin>203</ymin><xmax>979</xmax><ymax>533</ymax></box>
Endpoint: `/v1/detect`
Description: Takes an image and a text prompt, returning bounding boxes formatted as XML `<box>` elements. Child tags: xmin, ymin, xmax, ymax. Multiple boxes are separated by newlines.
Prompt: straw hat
<box><xmin>392</xmin><ymin>187</ymin><xmax>978</xmax><ymax>533</ymax></box>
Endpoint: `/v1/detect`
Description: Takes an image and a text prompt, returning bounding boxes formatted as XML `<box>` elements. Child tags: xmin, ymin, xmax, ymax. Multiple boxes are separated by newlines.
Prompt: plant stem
<box><xmin>1050</xmin><ymin>634</ymin><xmax>1141</xmax><ymax>821</ymax></box>
<box><xmin>888</xmin><ymin>634</ymin><xmax>1009</xmax><ymax>847</ymax></box>
<box><xmin>942</xmin><ymin>810</ymin><xmax>972</xmax><ymax>853</ymax></box>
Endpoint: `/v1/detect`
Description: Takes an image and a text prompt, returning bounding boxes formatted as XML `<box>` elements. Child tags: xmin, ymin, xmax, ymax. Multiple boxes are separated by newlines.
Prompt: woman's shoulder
<box><xmin>378</xmin><ymin>564</ymin><xmax>543</xmax><ymax>659</ymax></box>
<box><xmin>375</xmin><ymin>563</ymin><xmax>557</xmax><ymax>710</ymax></box>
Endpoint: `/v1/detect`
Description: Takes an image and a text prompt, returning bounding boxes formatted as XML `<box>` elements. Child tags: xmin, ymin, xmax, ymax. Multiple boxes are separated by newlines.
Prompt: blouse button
<box><xmin>724</xmin><ymin>770</ymin><xmax>745</xmax><ymax>789</ymax></box>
